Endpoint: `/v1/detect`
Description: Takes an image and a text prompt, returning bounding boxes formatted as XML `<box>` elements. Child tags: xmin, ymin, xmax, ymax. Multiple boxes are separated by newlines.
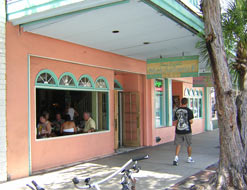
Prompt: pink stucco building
<box><xmin>0</xmin><ymin>0</ymin><xmax>213</xmax><ymax>181</ymax></box>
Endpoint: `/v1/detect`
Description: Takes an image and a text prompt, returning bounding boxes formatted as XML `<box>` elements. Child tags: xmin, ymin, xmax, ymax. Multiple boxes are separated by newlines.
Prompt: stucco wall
<box><xmin>152</xmin><ymin>80</ymin><xmax>205</xmax><ymax>146</ymax></box>
<box><xmin>6</xmin><ymin>21</ymin><xmax>206</xmax><ymax>179</ymax></box>
<box><xmin>0</xmin><ymin>0</ymin><xmax>7</xmax><ymax>182</ymax></box>
<box><xmin>30</xmin><ymin>56</ymin><xmax>115</xmax><ymax>171</ymax></box>
<box><xmin>6</xmin><ymin>23</ymin><xmax>146</xmax><ymax>179</ymax></box>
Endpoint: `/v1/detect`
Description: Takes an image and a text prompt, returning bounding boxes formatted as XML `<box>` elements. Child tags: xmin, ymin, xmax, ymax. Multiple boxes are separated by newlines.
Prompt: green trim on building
<box><xmin>35</xmin><ymin>69</ymin><xmax>59</xmax><ymax>87</ymax></box>
<box><xmin>147</xmin><ymin>74</ymin><xmax>163</xmax><ymax>79</ymax></box>
<box><xmin>143</xmin><ymin>0</ymin><xmax>204</xmax><ymax>33</ymax></box>
<box><xmin>165</xmin><ymin>78</ymin><xmax>172</xmax><ymax>126</ymax></box>
<box><xmin>114</xmin><ymin>79</ymin><xmax>123</xmax><ymax>90</ymax></box>
<box><xmin>147</xmin><ymin>55</ymin><xmax>199</xmax><ymax>64</ymax></box>
<box><xmin>181</xmin><ymin>72</ymin><xmax>199</xmax><ymax>77</ymax></box>
<box><xmin>78</xmin><ymin>74</ymin><xmax>95</xmax><ymax>89</ymax></box>
<box><xmin>58</xmin><ymin>72</ymin><xmax>78</xmax><ymax>88</ymax></box>
<box><xmin>8</xmin><ymin>0</ymin><xmax>129</xmax><ymax>25</ymax></box>
<box><xmin>154</xmin><ymin>79</ymin><xmax>165</xmax><ymax>128</ymax></box>
<box><xmin>95</xmin><ymin>76</ymin><xmax>110</xmax><ymax>90</ymax></box>
<box><xmin>8</xmin><ymin>0</ymin><xmax>68</xmax><ymax>15</ymax></box>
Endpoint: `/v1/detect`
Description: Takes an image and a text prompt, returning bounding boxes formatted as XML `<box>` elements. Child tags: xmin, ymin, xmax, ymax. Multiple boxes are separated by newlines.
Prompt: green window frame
<box><xmin>187</xmin><ymin>89</ymin><xmax>203</xmax><ymax>119</ymax></box>
<box><xmin>114</xmin><ymin>79</ymin><xmax>123</xmax><ymax>90</ymax></box>
<box><xmin>95</xmin><ymin>76</ymin><xmax>109</xmax><ymax>90</ymax></box>
<box><xmin>35</xmin><ymin>69</ymin><xmax>58</xmax><ymax>87</ymax></box>
<box><xmin>35</xmin><ymin>70</ymin><xmax>111</xmax><ymax>139</ymax></box>
<box><xmin>154</xmin><ymin>79</ymin><xmax>165</xmax><ymax>128</ymax></box>
<box><xmin>184</xmin><ymin>88</ymin><xmax>190</xmax><ymax>97</ymax></box>
<box><xmin>58</xmin><ymin>72</ymin><xmax>77</xmax><ymax>88</ymax></box>
<box><xmin>198</xmin><ymin>90</ymin><xmax>203</xmax><ymax>118</ymax></box>
<box><xmin>78</xmin><ymin>74</ymin><xmax>95</xmax><ymax>89</ymax></box>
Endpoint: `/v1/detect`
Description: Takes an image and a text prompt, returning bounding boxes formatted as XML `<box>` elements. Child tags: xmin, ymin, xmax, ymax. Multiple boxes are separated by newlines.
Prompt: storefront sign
<box><xmin>155</xmin><ymin>79</ymin><xmax>163</xmax><ymax>92</ymax></box>
<box><xmin>193</xmin><ymin>74</ymin><xmax>213</xmax><ymax>87</ymax></box>
<box><xmin>147</xmin><ymin>55</ymin><xmax>199</xmax><ymax>79</ymax></box>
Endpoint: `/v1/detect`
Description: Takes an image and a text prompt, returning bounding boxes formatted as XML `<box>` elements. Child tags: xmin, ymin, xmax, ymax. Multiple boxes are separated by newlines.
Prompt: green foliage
<box><xmin>197</xmin><ymin>0</ymin><xmax>247</xmax><ymax>88</ymax></box>
<box><xmin>222</xmin><ymin>0</ymin><xmax>247</xmax><ymax>49</ymax></box>
<box><xmin>222</xmin><ymin>0</ymin><xmax>247</xmax><ymax>86</ymax></box>
<box><xmin>195</xmin><ymin>32</ymin><xmax>211</xmax><ymax>71</ymax></box>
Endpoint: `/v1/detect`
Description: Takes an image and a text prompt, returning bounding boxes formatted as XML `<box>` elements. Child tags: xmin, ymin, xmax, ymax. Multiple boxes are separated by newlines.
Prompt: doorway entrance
<box><xmin>114</xmin><ymin>90</ymin><xmax>140</xmax><ymax>150</ymax></box>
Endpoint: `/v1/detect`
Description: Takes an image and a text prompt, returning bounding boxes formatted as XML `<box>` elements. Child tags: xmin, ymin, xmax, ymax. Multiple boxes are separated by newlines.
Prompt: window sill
<box><xmin>155</xmin><ymin>125</ymin><xmax>174</xmax><ymax>129</ymax></box>
<box><xmin>35</xmin><ymin>130</ymin><xmax>110</xmax><ymax>142</ymax></box>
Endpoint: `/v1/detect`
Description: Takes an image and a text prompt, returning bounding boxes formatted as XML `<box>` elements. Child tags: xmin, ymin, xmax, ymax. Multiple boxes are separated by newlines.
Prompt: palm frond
<box><xmin>195</xmin><ymin>33</ymin><xmax>211</xmax><ymax>72</ymax></box>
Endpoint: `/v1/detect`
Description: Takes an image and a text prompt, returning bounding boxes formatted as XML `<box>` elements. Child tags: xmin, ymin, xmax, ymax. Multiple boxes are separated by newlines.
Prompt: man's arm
<box><xmin>47</xmin><ymin>122</ymin><xmax>52</xmax><ymax>134</ymax></box>
<box><xmin>189</xmin><ymin>109</ymin><xmax>194</xmax><ymax>125</ymax></box>
<box><xmin>174</xmin><ymin>120</ymin><xmax>178</xmax><ymax>127</ymax></box>
<box><xmin>88</xmin><ymin>120</ymin><xmax>96</xmax><ymax>132</ymax></box>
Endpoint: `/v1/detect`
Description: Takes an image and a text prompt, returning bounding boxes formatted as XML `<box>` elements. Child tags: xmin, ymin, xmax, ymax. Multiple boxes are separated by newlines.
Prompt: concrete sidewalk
<box><xmin>0</xmin><ymin>130</ymin><xmax>219</xmax><ymax>190</ymax></box>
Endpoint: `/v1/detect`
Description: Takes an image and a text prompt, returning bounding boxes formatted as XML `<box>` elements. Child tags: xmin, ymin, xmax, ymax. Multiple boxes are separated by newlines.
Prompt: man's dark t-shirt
<box><xmin>174</xmin><ymin>107</ymin><xmax>194</xmax><ymax>134</ymax></box>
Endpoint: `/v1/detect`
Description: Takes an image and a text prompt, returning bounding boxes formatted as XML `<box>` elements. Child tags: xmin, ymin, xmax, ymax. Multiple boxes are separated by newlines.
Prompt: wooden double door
<box><xmin>114</xmin><ymin>91</ymin><xmax>140</xmax><ymax>149</ymax></box>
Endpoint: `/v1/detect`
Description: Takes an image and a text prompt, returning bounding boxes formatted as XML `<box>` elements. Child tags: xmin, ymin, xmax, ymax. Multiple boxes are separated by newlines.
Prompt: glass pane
<box><xmin>97</xmin><ymin>92</ymin><xmax>108</xmax><ymax>131</ymax></box>
<box><xmin>96</xmin><ymin>79</ymin><xmax>107</xmax><ymax>88</ymax></box>
<box><xmin>78</xmin><ymin>77</ymin><xmax>92</xmax><ymax>88</ymax></box>
<box><xmin>199</xmin><ymin>98</ymin><xmax>202</xmax><ymax>117</ymax></box>
<box><xmin>194</xmin><ymin>99</ymin><xmax>198</xmax><ymax>118</ymax></box>
<box><xmin>184</xmin><ymin>89</ymin><xmax>190</xmax><ymax>96</ymax></box>
<box><xmin>189</xmin><ymin>99</ymin><xmax>193</xmax><ymax>109</ymax></box>
<box><xmin>35</xmin><ymin>88</ymin><xmax>111</xmax><ymax>139</ymax></box>
<box><xmin>172</xmin><ymin>96</ymin><xmax>180</xmax><ymax>121</ymax></box>
<box><xmin>37</xmin><ymin>73</ymin><xmax>55</xmax><ymax>85</ymax></box>
<box><xmin>155</xmin><ymin>79</ymin><xmax>164</xmax><ymax>127</ymax></box>
<box><xmin>59</xmin><ymin>75</ymin><xmax>75</xmax><ymax>86</ymax></box>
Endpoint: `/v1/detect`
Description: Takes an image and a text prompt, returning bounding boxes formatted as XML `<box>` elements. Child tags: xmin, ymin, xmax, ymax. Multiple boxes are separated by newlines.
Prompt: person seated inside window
<box><xmin>60</xmin><ymin>114</ymin><xmax>77</xmax><ymax>135</ymax></box>
<box><xmin>37</xmin><ymin>114</ymin><xmax>52</xmax><ymax>138</ymax></box>
<box><xmin>83</xmin><ymin>112</ymin><xmax>96</xmax><ymax>133</ymax></box>
<box><xmin>42</xmin><ymin>111</ymin><xmax>50</xmax><ymax>121</ymax></box>
<box><xmin>52</xmin><ymin>113</ymin><xmax>65</xmax><ymax>136</ymax></box>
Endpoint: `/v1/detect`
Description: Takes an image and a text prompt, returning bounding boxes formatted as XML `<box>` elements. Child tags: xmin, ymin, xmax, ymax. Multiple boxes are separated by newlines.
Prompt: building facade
<box><xmin>1</xmin><ymin>0</ymin><xmax>213</xmax><ymax>180</ymax></box>
<box><xmin>0</xmin><ymin>0</ymin><xmax>7</xmax><ymax>182</ymax></box>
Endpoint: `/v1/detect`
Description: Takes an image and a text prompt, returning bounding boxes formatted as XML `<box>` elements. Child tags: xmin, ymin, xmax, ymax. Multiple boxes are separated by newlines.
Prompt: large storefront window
<box><xmin>35</xmin><ymin>70</ymin><xmax>109</xmax><ymax>139</ymax></box>
<box><xmin>211</xmin><ymin>88</ymin><xmax>217</xmax><ymax>119</ymax></box>
<box><xmin>185</xmin><ymin>89</ymin><xmax>203</xmax><ymax>119</ymax></box>
<box><xmin>155</xmin><ymin>79</ymin><xmax>164</xmax><ymax>127</ymax></box>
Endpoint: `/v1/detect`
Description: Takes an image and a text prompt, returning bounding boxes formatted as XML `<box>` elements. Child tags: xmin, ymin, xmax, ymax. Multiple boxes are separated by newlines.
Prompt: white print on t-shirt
<box><xmin>176</xmin><ymin>109</ymin><xmax>190</xmax><ymax>131</ymax></box>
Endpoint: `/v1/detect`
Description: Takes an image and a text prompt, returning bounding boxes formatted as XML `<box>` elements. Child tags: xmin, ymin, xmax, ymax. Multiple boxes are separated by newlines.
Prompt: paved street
<box><xmin>0</xmin><ymin>129</ymin><xmax>219</xmax><ymax>190</ymax></box>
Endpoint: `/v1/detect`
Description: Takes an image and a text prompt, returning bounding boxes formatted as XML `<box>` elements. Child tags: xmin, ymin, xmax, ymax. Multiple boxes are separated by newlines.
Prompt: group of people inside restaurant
<box><xmin>37</xmin><ymin>104</ymin><xmax>96</xmax><ymax>139</ymax></box>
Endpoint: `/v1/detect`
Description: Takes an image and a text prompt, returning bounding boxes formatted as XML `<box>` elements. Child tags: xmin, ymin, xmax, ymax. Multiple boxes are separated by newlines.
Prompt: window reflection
<box><xmin>36</xmin><ymin>89</ymin><xmax>109</xmax><ymax>139</ymax></box>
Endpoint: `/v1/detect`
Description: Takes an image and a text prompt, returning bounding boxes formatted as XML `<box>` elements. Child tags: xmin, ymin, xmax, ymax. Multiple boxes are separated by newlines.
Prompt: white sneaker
<box><xmin>187</xmin><ymin>157</ymin><xmax>195</xmax><ymax>163</ymax></box>
<box><xmin>173</xmin><ymin>156</ymin><xmax>178</xmax><ymax>166</ymax></box>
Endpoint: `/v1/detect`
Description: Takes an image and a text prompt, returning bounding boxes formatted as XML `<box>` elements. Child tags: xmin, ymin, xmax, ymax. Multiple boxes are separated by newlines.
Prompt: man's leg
<box><xmin>173</xmin><ymin>134</ymin><xmax>183</xmax><ymax>165</ymax></box>
<box><xmin>185</xmin><ymin>134</ymin><xmax>194</xmax><ymax>163</ymax></box>
<box><xmin>187</xmin><ymin>146</ymin><xmax>192</xmax><ymax>157</ymax></box>
<box><xmin>176</xmin><ymin>145</ymin><xmax>181</xmax><ymax>156</ymax></box>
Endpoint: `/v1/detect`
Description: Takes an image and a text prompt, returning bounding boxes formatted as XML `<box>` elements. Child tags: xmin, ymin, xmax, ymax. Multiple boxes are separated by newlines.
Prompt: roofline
<box><xmin>142</xmin><ymin>0</ymin><xmax>204</xmax><ymax>34</ymax></box>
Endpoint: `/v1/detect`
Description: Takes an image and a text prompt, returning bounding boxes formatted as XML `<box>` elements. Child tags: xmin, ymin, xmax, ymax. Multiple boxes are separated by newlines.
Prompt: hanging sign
<box><xmin>155</xmin><ymin>79</ymin><xmax>163</xmax><ymax>92</ymax></box>
<box><xmin>147</xmin><ymin>55</ymin><xmax>199</xmax><ymax>79</ymax></box>
<box><xmin>193</xmin><ymin>74</ymin><xmax>213</xmax><ymax>87</ymax></box>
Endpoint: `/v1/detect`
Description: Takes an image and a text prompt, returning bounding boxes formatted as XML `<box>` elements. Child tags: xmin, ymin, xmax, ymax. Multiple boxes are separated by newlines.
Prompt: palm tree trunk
<box><xmin>197</xmin><ymin>0</ymin><xmax>247</xmax><ymax>189</ymax></box>
<box><xmin>238</xmin><ymin>71</ymin><xmax>247</xmax><ymax>91</ymax></box>
<box><xmin>237</xmin><ymin>41</ymin><xmax>247</xmax><ymax>91</ymax></box>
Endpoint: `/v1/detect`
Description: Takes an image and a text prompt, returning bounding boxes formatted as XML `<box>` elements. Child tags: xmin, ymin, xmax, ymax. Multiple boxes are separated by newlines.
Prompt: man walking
<box><xmin>173</xmin><ymin>98</ymin><xmax>194</xmax><ymax>166</ymax></box>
